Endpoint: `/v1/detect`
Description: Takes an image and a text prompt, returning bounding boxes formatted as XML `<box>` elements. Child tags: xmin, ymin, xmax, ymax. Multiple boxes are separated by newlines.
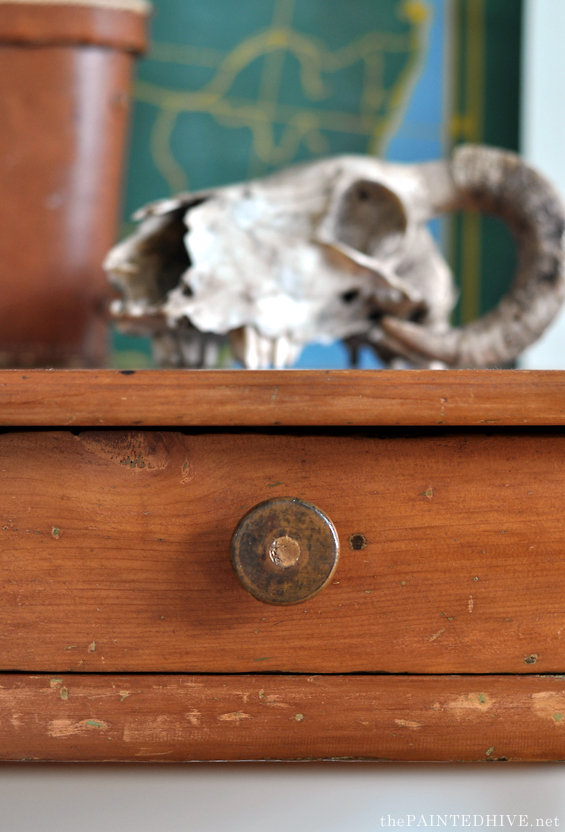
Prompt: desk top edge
<box><xmin>0</xmin><ymin>368</ymin><xmax>563</xmax><ymax>427</ymax></box>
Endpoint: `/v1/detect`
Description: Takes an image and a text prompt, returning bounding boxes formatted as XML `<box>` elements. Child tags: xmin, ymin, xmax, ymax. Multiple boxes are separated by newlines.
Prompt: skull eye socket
<box><xmin>335</xmin><ymin>179</ymin><xmax>408</xmax><ymax>259</ymax></box>
<box><xmin>341</xmin><ymin>289</ymin><xmax>359</xmax><ymax>304</ymax></box>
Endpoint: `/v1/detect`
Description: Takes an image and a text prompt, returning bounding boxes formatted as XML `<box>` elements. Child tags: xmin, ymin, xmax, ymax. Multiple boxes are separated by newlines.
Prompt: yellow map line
<box><xmin>135</xmin><ymin>83</ymin><xmax>422</xmax><ymax>137</ymax></box>
<box><xmin>251</xmin><ymin>0</ymin><xmax>298</xmax><ymax>176</ymax></box>
<box><xmin>136</xmin><ymin>0</ymin><xmax>430</xmax><ymax>193</ymax></box>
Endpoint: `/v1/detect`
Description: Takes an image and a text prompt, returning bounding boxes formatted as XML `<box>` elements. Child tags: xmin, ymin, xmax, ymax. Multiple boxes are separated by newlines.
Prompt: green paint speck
<box><xmin>254</xmin><ymin>657</ymin><xmax>273</xmax><ymax>662</ymax></box>
<box><xmin>485</xmin><ymin>746</ymin><xmax>495</xmax><ymax>756</ymax></box>
<box><xmin>554</xmin><ymin>713</ymin><xmax>564</xmax><ymax>722</ymax></box>
<box><xmin>52</xmin><ymin>527</ymin><xmax>60</xmax><ymax>539</ymax></box>
<box><xmin>295</xmin><ymin>714</ymin><xmax>304</xmax><ymax>722</ymax></box>
<box><xmin>120</xmin><ymin>453</ymin><xmax>146</xmax><ymax>469</ymax></box>
<box><xmin>60</xmin><ymin>688</ymin><xmax>69</xmax><ymax>700</ymax></box>
<box><xmin>267</xmin><ymin>481</ymin><xmax>282</xmax><ymax>488</ymax></box>
<box><xmin>85</xmin><ymin>720</ymin><xmax>105</xmax><ymax>729</ymax></box>
<box><xmin>478</xmin><ymin>694</ymin><xmax>487</xmax><ymax>704</ymax></box>
<box><xmin>88</xmin><ymin>641</ymin><xmax>96</xmax><ymax>652</ymax></box>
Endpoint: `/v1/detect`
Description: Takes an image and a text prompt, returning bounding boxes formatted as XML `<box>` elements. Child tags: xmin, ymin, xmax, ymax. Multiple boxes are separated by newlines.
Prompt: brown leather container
<box><xmin>0</xmin><ymin>0</ymin><xmax>149</xmax><ymax>368</ymax></box>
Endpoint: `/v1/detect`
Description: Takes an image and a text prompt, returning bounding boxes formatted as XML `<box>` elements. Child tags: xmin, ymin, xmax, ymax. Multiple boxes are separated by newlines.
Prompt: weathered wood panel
<box><xmin>1</xmin><ymin>369</ymin><xmax>565</xmax><ymax>426</ymax></box>
<box><xmin>1</xmin><ymin>430</ymin><xmax>565</xmax><ymax>673</ymax></box>
<box><xmin>1</xmin><ymin>674</ymin><xmax>565</xmax><ymax>762</ymax></box>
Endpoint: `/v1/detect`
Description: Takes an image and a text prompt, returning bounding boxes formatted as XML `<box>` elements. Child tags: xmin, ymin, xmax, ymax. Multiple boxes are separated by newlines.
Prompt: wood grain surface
<box><xmin>1</xmin><ymin>369</ymin><xmax>565</xmax><ymax>426</ymax></box>
<box><xmin>1</xmin><ymin>673</ymin><xmax>565</xmax><ymax>762</ymax></box>
<box><xmin>2</xmin><ymin>429</ymin><xmax>565</xmax><ymax>674</ymax></box>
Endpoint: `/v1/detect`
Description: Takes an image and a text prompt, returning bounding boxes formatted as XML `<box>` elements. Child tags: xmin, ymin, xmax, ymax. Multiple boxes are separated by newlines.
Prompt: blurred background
<box><xmin>114</xmin><ymin>0</ymin><xmax>524</xmax><ymax>368</ymax></box>
<box><xmin>9</xmin><ymin>0</ymin><xmax>565</xmax><ymax>370</ymax></box>
<box><xmin>5</xmin><ymin>0</ymin><xmax>554</xmax><ymax>371</ymax></box>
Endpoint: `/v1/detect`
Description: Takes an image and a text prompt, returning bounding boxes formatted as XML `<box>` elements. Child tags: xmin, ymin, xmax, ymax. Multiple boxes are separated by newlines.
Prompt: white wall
<box><xmin>520</xmin><ymin>0</ymin><xmax>565</xmax><ymax>367</ymax></box>
<box><xmin>1</xmin><ymin>762</ymin><xmax>564</xmax><ymax>832</ymax></box>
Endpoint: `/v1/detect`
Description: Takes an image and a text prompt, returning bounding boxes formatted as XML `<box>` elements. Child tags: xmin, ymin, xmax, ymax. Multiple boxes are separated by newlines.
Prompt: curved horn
<box><xmin>381</xmin><ymin>144</ymin><xmax>565</xmax><ymax>367</ymax></box>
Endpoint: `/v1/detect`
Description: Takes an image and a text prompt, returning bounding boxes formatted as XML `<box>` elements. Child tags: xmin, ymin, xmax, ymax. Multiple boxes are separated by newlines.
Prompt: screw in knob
<box><xmin>230</xmin><ymin>497</ymin><xmax>340</xmax><ymax>605</ymax></box>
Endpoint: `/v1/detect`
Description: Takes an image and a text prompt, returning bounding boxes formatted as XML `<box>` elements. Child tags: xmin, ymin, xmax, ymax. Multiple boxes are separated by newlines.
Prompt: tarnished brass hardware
<box><xmin>230</xmin><ymin>497</ymin><xmax>339</xmax><ymax>605</ymax></box>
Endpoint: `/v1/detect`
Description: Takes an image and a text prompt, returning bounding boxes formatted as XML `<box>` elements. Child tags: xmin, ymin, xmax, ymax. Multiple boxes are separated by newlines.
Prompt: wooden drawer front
<box><xmin>1</xmin><ymin>429</ymin><xmax>565</xmax><ymax>674</ymax></box>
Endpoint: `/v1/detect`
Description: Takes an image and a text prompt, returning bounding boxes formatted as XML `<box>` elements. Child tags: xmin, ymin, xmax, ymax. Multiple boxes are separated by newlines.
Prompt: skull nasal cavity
<box><xmin>335</xmin><ymin>180</ymin><xmax>407</xmax><ymax>259</ymax></box>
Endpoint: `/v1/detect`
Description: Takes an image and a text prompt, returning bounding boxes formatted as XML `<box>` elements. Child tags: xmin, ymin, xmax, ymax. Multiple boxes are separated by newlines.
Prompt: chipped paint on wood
<box><xmin>123</xmin><ymin>715</ymin><xmax>202</xmax><ymax>744</ymax></box>
<box><xmin>180</xmin><ymin>459</ymin><xmax>194</xmax><ymax>484</ymax></box>
<box><xmin>261</xmin><ymin>693</ymin><xmax>290</xmax><ymax>708</ymax></box>
<box><xmin>1</xmin><ymin>674</ymin><xmax>565</xmax><ymax>761</ymax></box>
<box><xmin>446</xmin><ymin>693</ymin><xmax>494</xmax><ymax>715</ymax></box>
<box><xmin>394</xmin><ymin>719</ymin><xmax>421</xmax><ymax>730</ymax></box>
<box><xmin>531</xmin><ymin>691</ymin><xmax>565</xmax><ymax>722</ymax></box>
<box><xmin>78</xmin><ymin>432</ymin><xmax>171</xmax><ymax>472</ymax></box>
<box><xmin>48</xmin><ymin>718</ymin><xmax>109</xmax><ymax>738</ymax></box>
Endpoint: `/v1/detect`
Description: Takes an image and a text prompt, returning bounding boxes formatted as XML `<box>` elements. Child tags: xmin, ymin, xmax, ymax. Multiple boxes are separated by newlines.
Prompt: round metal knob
<box><xmin>230</xmin><ymin>497</ymin><xmax>339</xmax><ymax>605</ymax></box>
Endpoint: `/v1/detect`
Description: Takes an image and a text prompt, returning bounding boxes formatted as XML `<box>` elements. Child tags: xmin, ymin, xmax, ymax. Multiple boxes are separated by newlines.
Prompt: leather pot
<box><xmin>0</xmin><ymin>0</ymin><xmax>149</xmax><ymax>367</ymax></box>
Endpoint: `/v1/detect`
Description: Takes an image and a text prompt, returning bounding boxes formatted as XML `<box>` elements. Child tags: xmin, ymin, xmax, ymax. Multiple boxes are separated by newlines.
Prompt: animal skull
<box><xmin>105</xmin><ymin>145</ymin><xmax>565</xmax><ymax>369</ymax></box>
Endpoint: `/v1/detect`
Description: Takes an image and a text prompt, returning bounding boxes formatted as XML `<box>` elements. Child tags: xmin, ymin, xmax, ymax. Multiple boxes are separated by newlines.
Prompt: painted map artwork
<box><xmin>118</xmin><ymin>0</ymin><xmax>446</xmax><ymax>368</ymax></box>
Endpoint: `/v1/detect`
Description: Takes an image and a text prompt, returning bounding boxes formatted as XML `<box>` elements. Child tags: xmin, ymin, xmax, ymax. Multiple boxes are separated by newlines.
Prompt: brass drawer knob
<box><xmin>230</xmin><ymin>497</ymin><xmax>339</xmax><ymax>605</ymax></box>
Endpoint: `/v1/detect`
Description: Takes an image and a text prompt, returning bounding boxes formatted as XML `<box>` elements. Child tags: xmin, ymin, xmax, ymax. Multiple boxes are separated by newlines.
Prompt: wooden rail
<box><xmin>0</xmin><ymin>369</ymin><xmax>564</xmax><ymax>426</ymax></box>
<box><xmin>1</xmin><ymin>674</ymin><xmax>564</xmax><ymax>762</ymax></box>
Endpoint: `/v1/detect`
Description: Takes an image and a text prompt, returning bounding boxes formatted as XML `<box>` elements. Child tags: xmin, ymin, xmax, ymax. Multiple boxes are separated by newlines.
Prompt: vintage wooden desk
<box><xmin>1</xmin><ymin>368</ymin><xmax>565</xmax><ymax>762</ymax></box>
